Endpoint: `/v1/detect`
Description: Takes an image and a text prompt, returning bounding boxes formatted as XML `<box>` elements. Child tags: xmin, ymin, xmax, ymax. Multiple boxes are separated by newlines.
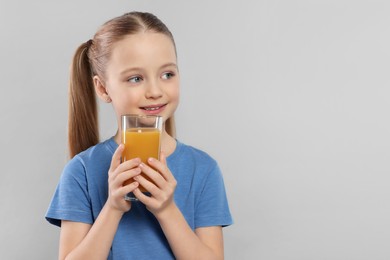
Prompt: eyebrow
<box><xmin>160</xmin><ymin>62</ymin><xmax>178</xmax><ymax>70</ymax></box>
<box><xmin>119</xmin><ymin>62</ymin><xmax>178</xmax><ymax>76</ymax></box>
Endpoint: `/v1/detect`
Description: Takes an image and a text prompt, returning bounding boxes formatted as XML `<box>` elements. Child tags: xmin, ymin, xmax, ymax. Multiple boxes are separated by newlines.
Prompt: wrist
<box><xmin>103</xmin><ymin>202</ymin><xmax>126</xmax><ymax>219</ymax></box>
<box><xmin>154</xmin><ymin>202</ymin><xmax>180</xmax><ymax>224</ymax></box>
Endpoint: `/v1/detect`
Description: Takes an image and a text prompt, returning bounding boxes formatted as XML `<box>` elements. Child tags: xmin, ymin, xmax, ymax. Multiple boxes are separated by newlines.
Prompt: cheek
<box><xmin>169</xmin><ymin>83</ymin><xmax>180</xmax><ymax>101</ymax></box>
<box><xmin>113</xmin><ymin>89</ymin><xmax>140</xmax><ymax>103</ymax></box>
<box><xmin>172</xmin><ymin>89</ymin><xmax>180</xmax><ymax>102</ymax></box>
<box><xmin>110</xmin><ymin>92</ymin><xmax>140</xmax><ymax>113</ymax></box>
<box><xmin>169</xmin><ymin>88</ymin><xmax>180</xmax><ymax>113</ymax></box>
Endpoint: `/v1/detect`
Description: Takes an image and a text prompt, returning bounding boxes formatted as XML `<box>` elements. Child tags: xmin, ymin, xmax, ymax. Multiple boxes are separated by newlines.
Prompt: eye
<box><xmin>127</xmin><ymin>76</ymin><xmax>143</xmax><ymax>83</ymax></box>
<box><xmin>162</xmin><ymin>72</ymin><xmax>175</xmax><ymax>80</ymax></box>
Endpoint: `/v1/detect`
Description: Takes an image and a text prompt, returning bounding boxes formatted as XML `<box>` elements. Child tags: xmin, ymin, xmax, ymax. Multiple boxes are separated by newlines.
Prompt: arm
<box><xmin>133</xmin><ymin>153</ymin><xmax>225</xmax><ymax>260</ymax></box>
<box><xmin>59</xmin><ymin>205</ymin><xmax>123</xmax><ymax>260</ymax></box>
<box><xmin>157</xmin><ymin>204</ymin><xmax>224</xmax><ymax>260</ymax></box>
<box><xmin>59</xmin><ymin>144</ymin><xmax>141</xmax><ymax>260</ymax></box>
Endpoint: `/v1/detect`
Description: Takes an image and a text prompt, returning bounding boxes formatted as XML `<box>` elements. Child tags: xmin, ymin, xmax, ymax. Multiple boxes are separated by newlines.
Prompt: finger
<box><xmin>159</xmin><ymin>152</ymin><xmax>172</xmax><ymax>181</ymax></box>
<box><xmin>114</xmin><ymin>158</ymin><xmax>141</xmax><ymax>176</ymax></box>
<box><xmin>134</xmin><ymin>172</ymin><xmax>159</xmax><ymax>193</ymax></box>
<box><xmin>133</xmin><ymin>187</ymin><xmax>155</xmax><ymax>205</ymax></box>
<box><xmin>109</xmin><ymin>144</ymin><xmax>124</xmax><ymax>173</ymax></box>
<box><xmin>134</xmin><ymin>174</ymin><xmax>161</xmax><ymax>197</ymax></box>
<box><xmin>122</xmin><ymin>181</ymin><xmax>140</xmax><ymax>193</ymax></box>
<box><xmin>139</xmin><ymin>162</ymin><xmax>165</xmax><ymax>189</ymax></box>
<box><xmin>147</xmin><ymin>156</ymin><xmax>175</xmax><ymax>183</ymax></box>
<box><xmin>115</xmin><ymin>181</ymin><xmax>140</xmax><ymax>198</ymax></box>
<box><xmin>160</xmin><ymin>151</ymin><xmax>167</xmax><ymax>165</ymax></box>
<box><xmin>114</xmin><ymin>167</ymin><xmax>141</xmax><ymax>187</ymax></box>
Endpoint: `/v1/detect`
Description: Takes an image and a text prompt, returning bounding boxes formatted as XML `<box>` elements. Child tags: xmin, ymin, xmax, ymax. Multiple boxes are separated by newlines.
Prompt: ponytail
<box><xmin>165</xmin><ymin>116</ymin><xmax>176</xmax><ymax>138</ymax></box>
<box><xmin>68</xmin><ymin>40</ymin><xmax>99</xmax><ymax>158</ymax></box>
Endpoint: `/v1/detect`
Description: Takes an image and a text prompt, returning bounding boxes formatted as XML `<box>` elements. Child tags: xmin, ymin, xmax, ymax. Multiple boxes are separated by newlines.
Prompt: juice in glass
<box><xmin>122</xmin><ymin>128</ymin><xmax>161</xmax><ymax>192</ymax></box>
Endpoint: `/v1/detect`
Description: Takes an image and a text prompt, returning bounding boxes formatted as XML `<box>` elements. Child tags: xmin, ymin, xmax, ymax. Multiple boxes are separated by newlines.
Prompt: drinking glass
<box><xmin>121</xmin><ymin>114</ymin><xmax>163</xmax><ymax>201</ymax></box>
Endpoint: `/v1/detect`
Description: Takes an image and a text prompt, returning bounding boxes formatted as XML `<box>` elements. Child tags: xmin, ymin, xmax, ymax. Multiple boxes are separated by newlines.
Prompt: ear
<box><xmin>93</xmin><ymin>76</ymin><xmax>112</xmax><ymax>103</ymax></box>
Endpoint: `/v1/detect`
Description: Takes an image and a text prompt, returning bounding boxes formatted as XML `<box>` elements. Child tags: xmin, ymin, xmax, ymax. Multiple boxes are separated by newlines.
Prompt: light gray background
<box><xmin>1</xmin><ymin>0</ymin><xmax>389</xmax><ymax>259</ymax></box>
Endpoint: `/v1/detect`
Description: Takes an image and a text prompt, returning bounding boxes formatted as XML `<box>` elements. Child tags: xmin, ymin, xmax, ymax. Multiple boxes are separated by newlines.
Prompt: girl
<box><xmin>46</xmin><ymin>11</ymin><xmax>233</xmax><ymax>260</ymax></box>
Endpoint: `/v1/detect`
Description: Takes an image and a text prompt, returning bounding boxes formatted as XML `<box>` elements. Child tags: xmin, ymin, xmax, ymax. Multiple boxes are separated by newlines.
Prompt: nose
<box><xmin>145</xmin><ymin>79</ymin><xmax>163</xmax><ymax>99</ymax></box>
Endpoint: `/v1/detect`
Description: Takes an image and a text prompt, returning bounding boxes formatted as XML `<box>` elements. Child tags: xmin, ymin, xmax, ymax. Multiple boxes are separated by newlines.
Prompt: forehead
<box><xmin>108</xmin><ymin>32</ymin><xmax>177</xmax><ymax>70</ymax></box>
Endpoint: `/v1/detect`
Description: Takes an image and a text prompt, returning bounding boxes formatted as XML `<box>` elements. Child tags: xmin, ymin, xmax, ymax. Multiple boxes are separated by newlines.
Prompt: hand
<box><xmin>107</xmin><ymin>144</ymin><xmax>141</xmax><ymax>213</ymax></box>
<box><xmin>133</xmin><ymin>152</ymin><xmax>177</xmax><ymax>217</ymax></box>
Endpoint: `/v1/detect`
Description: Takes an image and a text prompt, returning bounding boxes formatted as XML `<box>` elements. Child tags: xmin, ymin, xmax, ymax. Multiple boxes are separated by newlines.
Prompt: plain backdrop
<box><xmin>1</xmin><ymin>0</ymin><xmax>390</xmax><ymax>259</ymax></box>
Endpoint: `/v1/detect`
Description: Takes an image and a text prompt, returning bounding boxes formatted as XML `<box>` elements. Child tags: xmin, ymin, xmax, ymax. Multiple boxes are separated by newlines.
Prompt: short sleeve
<box><xmin>195</xmin><ymin>163</ymin><xmax>233</xmax><ymax>228</ymax></box>
<box><xmin>45</xmin><ymin>156</ymin><xmax>93</xmax><ymax>227</ymax></box>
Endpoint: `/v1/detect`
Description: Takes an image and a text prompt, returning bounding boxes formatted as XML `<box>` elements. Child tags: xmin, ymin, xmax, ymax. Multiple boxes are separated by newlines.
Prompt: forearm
<box><xmin>63</xmin><ymin>204</ymin><xmax>123</xmax><ymax>260</ymax></box>
<box><xmin>156</xmin><ymin>204</ymin><xmax>223</xmax><ymax>260</ymax></box>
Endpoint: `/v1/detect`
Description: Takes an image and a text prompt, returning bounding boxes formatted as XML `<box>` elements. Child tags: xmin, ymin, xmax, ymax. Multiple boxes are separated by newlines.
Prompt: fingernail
<box><xmin>139</xmin><ymin>163</ymin><xmax>145</xmax><ymax>168</ymax></box>
<box><xmin>134</xmin><ymin>158</ymin><xmax>141</xmax><ymax>164</ymax></box>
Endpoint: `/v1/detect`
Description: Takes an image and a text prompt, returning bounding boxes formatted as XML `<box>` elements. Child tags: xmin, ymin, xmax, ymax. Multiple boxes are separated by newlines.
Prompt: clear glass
<box><xmin>121</xmin><ymin>114</ymin><xmax>163</xmax><ymax>201</ymax></box>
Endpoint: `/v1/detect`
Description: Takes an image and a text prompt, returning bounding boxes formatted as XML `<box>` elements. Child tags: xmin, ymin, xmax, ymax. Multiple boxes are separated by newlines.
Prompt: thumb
<box><xmin>110</xmin><ymin>144</ymin><xmax>124</xmax><ymax>172</ymax></box>
<box><xmin>159</xmin><ymin>151</ymin><xmax>167</xmax><ymax>165</ymax></box>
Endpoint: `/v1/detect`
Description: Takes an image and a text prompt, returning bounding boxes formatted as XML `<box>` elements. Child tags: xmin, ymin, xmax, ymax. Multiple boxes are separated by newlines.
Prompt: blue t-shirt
<box><xmin>46</xmin><ymin>138</ymin><xmax>233</xmax><ymax>259</ymax></box>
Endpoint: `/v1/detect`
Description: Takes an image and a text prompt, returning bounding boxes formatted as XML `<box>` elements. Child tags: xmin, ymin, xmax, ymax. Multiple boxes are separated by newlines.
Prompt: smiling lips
<box><xmin>140</xmin><ymin>104</ymin><xmax>167</xmax><ymax>114</ymax></box>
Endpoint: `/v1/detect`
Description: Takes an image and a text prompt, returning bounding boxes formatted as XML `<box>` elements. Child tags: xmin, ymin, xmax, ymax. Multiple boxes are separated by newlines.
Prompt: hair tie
<box><xmin>86</xmin><ymin>39</ymin><xmax>93</xmax><ymax>48</ymax></box>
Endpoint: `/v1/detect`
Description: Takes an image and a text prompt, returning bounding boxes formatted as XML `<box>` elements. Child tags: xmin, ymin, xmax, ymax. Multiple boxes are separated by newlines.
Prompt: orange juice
<box><xmin>122</xmin><ymin>128</ymin><xmax>161</xmax><ymax>192</ymax></box>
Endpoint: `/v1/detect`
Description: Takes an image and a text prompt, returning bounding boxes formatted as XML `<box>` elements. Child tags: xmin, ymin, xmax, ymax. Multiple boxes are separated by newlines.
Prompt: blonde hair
<box><xmin>68</xmin><ymin>12</ymin><xmax>177</xmax><ymax>158</ymax></box>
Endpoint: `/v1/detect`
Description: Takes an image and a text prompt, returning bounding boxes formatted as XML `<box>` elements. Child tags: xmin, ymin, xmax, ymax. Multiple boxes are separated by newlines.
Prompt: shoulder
<box><xmin>169</xmin><ymin>140</ymin><xmax>222</xmax><ymax>182</ymax></box>
<box><xmin>174</xmin><ymin>141</ymin><xmax>217</xmax><ymax>164</ymax></box>
<box><xmin>62</xmin><ymin>138</ymin><xmax>116</xmax><ymax>179</ymax></box>
<box><xmin>76</xmin><ymin>138</ymin><xmax>116</xmax><ymax>163</ymax></box>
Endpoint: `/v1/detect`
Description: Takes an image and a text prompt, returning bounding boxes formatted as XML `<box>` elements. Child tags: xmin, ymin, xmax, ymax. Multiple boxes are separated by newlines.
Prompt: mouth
<box><xmin>140</xmin><ymin>104</ymin><xmax>167</xmax><ymax>114</ymax></box>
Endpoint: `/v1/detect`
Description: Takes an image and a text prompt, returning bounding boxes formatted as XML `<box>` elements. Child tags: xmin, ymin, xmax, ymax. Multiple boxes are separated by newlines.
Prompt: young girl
<box><xmin>46</xmin><ymin>11</ymin><xmax>233</xmax><ymax>260</ymax></box>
